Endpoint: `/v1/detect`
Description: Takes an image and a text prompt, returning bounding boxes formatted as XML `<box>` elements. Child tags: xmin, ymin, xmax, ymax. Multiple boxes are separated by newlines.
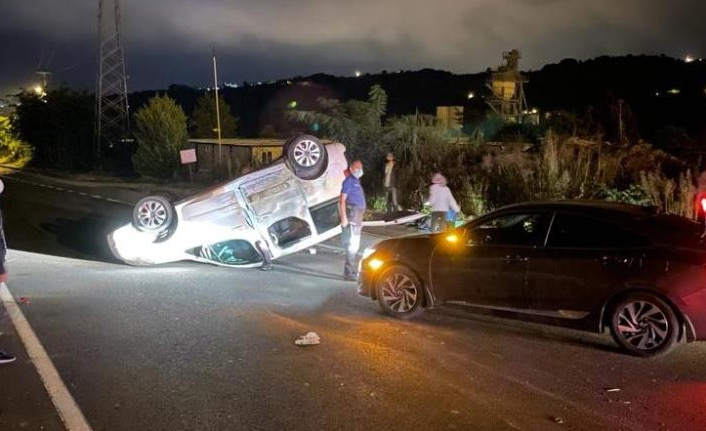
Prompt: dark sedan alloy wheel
<box><xmin>610</xmin><ymin>293</ymin><xmax>679</xmax><ymax>357</ymax></box>
<box><xmin>376</xmin><ymin>266</ymin><xmax>423</xmax><ymax>318</ymax></box>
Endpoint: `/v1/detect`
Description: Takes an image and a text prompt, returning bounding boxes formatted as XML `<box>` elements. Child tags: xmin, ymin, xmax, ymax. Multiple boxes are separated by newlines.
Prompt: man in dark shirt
<box><xmin>339</xmin><ymin>160</ymin><xmax>366</xmax><ymax>281</ymax></box>
<box><xmin>0</xmin><ymin>179</ymin><xmax>16</xmax><ymax>364</ymax></box>
<box><xmin>382</xmin><ymin>153</ymin><xmax>400</xmax><ymax>213</ymax></box>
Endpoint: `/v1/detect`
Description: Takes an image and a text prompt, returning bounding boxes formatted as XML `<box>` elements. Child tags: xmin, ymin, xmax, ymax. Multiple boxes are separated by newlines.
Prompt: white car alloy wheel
<box><xmin>292</xmin><ymin>139</ymin><xmax>322</xmax><ymax>167</ymax></box>
<box><xmin>132</xmin><ymin>195</ymin><xmax>174</xmax><ymax>233</ymax></box>
<box><xmin>138</xmin><ymin>200</ymin><xmax>168</xmax><ymax>229</ymax></box>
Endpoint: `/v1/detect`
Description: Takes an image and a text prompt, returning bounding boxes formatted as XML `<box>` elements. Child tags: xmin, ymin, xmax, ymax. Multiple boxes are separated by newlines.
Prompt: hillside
<box><xmin>129</xmin><ymin>55</ymin><xmax>706</xmax><ymax>145</ymax></box>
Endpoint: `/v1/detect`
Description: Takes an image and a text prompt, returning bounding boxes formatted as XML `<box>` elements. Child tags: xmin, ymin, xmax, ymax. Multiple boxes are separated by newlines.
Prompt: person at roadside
<box><xmin>340</xmin><ymin>160</ymin><xmax>366</xmax><ymax>281</ymax></box>
<box><xmin>695</xmin><ymin>170</ymin><xmax>706</xmax><ymax>223</ymax></box>
<box><xmin>382</xmin><ymin>153</ymin><xmax>401</xmax><ymax>213</ymax></box>
<box><xmin>428</xmin><ymin>173</ymin><xmax>459</xmax><ymax>232</ymax></box>
<box><xmin>0</xmin><ymin>178</ymin><xmax>16</xmax><ymax>364</ymax></box>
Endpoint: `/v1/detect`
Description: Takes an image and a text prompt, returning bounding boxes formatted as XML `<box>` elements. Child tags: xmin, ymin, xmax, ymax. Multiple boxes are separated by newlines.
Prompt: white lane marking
<box><xmin>0</xmin><ymin>282</ymin><xmax>93</xmax><ymax>431</ymax></box>
<box><xmin>2</xmin><ymin>175</ymin><xmax>131</xmax><ymax>206</ymax></box>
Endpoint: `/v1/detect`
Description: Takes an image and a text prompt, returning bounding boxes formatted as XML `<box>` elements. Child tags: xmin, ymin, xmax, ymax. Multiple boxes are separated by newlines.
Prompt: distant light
<box><xmin>354</xmin><ymin>70</ymin><xmax>362</xmax><ymax>78</ymax></box>
<box><xmin>685</xmin><ymin>56</ymin><xmax>695</xmax><ymax>63</ymax></box>
<box><xmin>531</xmin><ymin>108</ymin><xmax>538</xmax><ymax>114</ymax></box>
<box><xmin>667</xmin><ymin>88</ymin><xmax>681</xmax><ymax>95</ymax></box>
<box><xmin>655</xmin><ymin>91</ymin><xmax>661</xmax><ymax>97</ymax></box>
<box><xmin>287</xmin><ymin>100</ymin><xmax>298</xmax><ymax>109</ymax></box>
<box><xmin>467</xmin><ymin>92</ymin><xmax>475</xmax><ymax>99</ymax></box>
<box><xmin>33</xmin><ymin>85</ymin><xmax>44</xmax><ymax>95</ymax></box>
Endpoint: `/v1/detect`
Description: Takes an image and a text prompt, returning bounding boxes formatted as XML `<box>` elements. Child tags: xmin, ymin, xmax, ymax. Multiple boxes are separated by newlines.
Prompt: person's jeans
<box><xmin>342</xmin><ymin>206</ymin><xmax>364</xmax><ymax>278</ymax></box>
<box><xmin>384</xmin><ymin>186</ymin><xmax>399</xmax><ymax>213</ymax></box>
<box><xmin>431</xmin><ymin>211</ymin><xmax>447</xmax><ymax>232</ymax></box>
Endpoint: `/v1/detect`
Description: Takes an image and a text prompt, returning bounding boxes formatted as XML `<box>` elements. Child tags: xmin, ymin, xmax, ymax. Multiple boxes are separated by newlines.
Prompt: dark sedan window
<box><xmin>547</xmin><ymin>214</ymin><xmax>651</xmax><ymax>249</ymax></box>
<box><xmin>471</xmin><ymin>213</ymin><xmax>550</xmax><ymax>247</ymax></box>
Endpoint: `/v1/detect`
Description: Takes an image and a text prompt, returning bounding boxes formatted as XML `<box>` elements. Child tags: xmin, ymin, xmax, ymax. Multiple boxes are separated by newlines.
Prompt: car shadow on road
<box><xmin>422</xmin><ymin>306</ymin><xmax>623</xmax><ymax>355</ymax></box>
<box><xmin>272</xmin><ymin>261</ymin><xmax>344</xmax><ymax>282</ymax></box>
<box><xmin>34</xmin><ymin>216</ymin><xmax>124</xmax><ymax>264</ymax></box>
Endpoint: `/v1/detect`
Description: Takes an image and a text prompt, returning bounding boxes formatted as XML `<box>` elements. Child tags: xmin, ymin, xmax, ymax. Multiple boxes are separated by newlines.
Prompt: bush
<box><xmin>132</xmin><ymin>95</ymin><xmax>189</xmax><ymax>179</ymax></box>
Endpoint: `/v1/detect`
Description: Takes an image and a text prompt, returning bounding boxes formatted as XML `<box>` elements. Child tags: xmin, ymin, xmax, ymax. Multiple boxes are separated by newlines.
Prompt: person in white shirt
<box><xmin>427</xmin><ymin>173</ymin><xmax>459</xmax><ymax>232</ymax></box>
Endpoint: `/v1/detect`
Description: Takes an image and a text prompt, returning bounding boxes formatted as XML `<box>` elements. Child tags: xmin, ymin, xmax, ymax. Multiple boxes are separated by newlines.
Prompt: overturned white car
<box><xmin>108</xmin><ymin>135</ymin><xmax>354</xmax><ymax>267</ymax></box>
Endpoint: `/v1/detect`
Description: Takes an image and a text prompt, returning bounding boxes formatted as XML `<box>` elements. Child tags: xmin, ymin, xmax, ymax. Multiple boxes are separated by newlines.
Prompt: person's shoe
<box><xmin>260</xmin><ymin>264</ymin><xmax>273</xmax><ymax>272</ymax></box>
<box><xmin>0</xmin><ymin>351</ymin><xmax>16</xmax><ymax>364</ymax></box>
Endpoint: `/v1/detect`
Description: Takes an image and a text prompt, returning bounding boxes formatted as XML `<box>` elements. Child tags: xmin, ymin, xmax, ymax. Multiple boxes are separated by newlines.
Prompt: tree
<box><xmin>190</xmin><ymin>93</ymin><xmax>238</xmax><ymax>138</ymax></box>
<box><xmin>14</xmin><ymin>88</ymin><xmax>94</xmax><ymax>169</ymax></box>
<box><xmin>132</xmin><ymin>95</ymin><xmax>189</xmax><ymax>178</ymax></box>
<box><xmin>0</xmin><ymin>116</ymin><xmax>32</xmax><ymax>163</ymax></box>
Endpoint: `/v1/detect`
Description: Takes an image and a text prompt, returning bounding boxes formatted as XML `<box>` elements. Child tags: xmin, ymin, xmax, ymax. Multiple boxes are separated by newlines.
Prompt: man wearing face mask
<box><xmin>339</xmin><ymin>160</ymin><xmax>366</xmax><ymax>281</ymax></box>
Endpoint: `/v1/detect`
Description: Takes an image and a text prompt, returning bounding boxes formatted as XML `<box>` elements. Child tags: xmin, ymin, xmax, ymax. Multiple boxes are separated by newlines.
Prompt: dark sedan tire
<box><xmin>133</xmin><ymin>195</ymin><xmax>175</xmax><ymax>234</ymax></box>
<box><xmin>376</xmin><ymin>265</ymin><xmax>424</xmax><ymax>319</ymax></box>
<box><xmin>284</xmin><ymin>135</ymin><xmax>328</xmax><ymax>180</ymax></box>
<box><xmin>609</xmin><ymin>292</ymin><xmax>680</xmax><ymax>358</ymax></box>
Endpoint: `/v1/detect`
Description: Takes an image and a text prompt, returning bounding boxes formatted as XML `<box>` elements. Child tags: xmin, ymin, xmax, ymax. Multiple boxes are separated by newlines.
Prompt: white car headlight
<box><xmin>362</xmin><ymin>247</ymin><xmax>376</xmax><ymax>260</ymax></box>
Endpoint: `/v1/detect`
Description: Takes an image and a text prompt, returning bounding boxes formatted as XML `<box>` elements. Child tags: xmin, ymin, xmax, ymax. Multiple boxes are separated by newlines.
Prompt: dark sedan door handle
<box><xmin>504</xmin><ymin>255</ymin><xmax>529</xmax><ymax>263</ymax></box>
<box><xmin>600</xmin><ymin>255</ymin><xmax>633</xmax><ymax>266</ymax></box>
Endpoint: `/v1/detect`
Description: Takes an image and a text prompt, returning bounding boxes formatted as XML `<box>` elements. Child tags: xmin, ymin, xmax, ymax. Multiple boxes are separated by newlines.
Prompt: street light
<box><xmin>685</xmin><ymin>56</ymin><xmax>695</xmax><ymax>63</ymax></box>
<box><xmin>467</xmin><ymin>92</ymin><xmax>475</xmax><ymax>99</ymax></box>
<box><xmin>354</xmin><ymin>70</ymin><xmax>362</xmax><ymax>78</ymax></box>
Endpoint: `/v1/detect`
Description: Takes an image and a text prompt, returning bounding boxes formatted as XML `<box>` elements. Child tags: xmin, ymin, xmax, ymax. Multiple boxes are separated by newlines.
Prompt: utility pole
<box><xmin>618</xmin><ymin>99</ymin><xmax>624</xmax><ymax>145</ymax></box>
<box><xmin>95</xmin><ymin>0</ymin><xmax>130</xmax><ymax>164</ymax></box>
<box><xmin>36</xmin><ymin>71</ymin><xmax>52</xmax><ymax>89</ymax></box>
<box><xmin>212</xmin><ymin>49</ymin><xmax>229</xmax><ymax>177</ymax></box>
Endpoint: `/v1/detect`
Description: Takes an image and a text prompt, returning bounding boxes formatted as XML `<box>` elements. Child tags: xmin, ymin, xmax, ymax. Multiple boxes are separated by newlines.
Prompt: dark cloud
<box><xmin>1</xmin><ymin>0</ymin><xmax>704</xmax><ymax>94</ymax></box>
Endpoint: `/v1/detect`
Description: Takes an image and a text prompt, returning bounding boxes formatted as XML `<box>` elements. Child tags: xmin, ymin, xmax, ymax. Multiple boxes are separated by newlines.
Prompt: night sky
<box><xmin>1</xmin><ymin>0</ymin><xmax>704</xmax><ymax>95</ymax></box>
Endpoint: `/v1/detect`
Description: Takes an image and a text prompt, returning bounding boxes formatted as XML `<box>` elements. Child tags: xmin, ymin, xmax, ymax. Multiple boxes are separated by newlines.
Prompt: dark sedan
<box><xmin>358</xmin><ymin>201</ymin><xmax>706</xmax><ymax>357</ymax></box>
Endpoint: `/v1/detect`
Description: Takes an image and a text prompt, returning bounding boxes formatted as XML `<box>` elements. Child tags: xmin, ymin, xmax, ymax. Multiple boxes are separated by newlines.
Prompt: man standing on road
<box><xmin>382</xmin><ymin>153</ymin><xmax>401</xmax><ymax>214</ymax></box>
<box><xmin>0</xmin><ymin>178</ymin><xmax>17</xmax><ymax>364</ymax></box>
<box><xmin>340</xmin><ymin>160</ymin><xmax>366</xmax><ymax>282</ymax></box>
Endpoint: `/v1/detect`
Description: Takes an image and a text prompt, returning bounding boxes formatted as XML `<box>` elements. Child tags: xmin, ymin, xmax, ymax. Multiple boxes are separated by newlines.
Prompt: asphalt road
<box><xmin>2</xmin><ymin>173</ymin><xmax>706</xmax><ymax>431</ymax></box>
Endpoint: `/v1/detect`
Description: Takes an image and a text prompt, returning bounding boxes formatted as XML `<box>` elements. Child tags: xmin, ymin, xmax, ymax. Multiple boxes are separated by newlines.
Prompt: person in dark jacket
<box><xmin>0</xmin><ymin>179</ymin><xmax>16</xmax><ymax>364</ymax></box>
<box><xmin>382</xmin><ymin>153</ymin><xmax>401</xmax><ymax>214</ymax></box>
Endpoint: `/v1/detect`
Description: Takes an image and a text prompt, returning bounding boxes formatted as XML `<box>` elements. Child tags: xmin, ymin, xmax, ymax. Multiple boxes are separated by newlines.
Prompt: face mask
<box><xmin>352</xmin><ymin>169</ymin><xmax>364</xmax><ymax>179</ymax></box>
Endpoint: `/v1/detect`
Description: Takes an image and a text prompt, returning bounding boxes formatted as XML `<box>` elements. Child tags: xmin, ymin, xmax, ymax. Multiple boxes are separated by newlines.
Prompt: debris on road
<box><xmin>295</xmin><ymin>332</ymin><xmax>321</xmax><ymax>346</ymax></box>
<box><xmin>604</xmin><ymin>387</ymin><xmax>621</xmax><ymax>393</ymax></box>
<box><xmin>552</xmin><ymin>416</ymin><xmax>564</xmax><ymax>424</ymax></box>
<box><xmin>19</xmin><ymin>296</ymin><xmax>31</xmax><ymax>305</ymax></box>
